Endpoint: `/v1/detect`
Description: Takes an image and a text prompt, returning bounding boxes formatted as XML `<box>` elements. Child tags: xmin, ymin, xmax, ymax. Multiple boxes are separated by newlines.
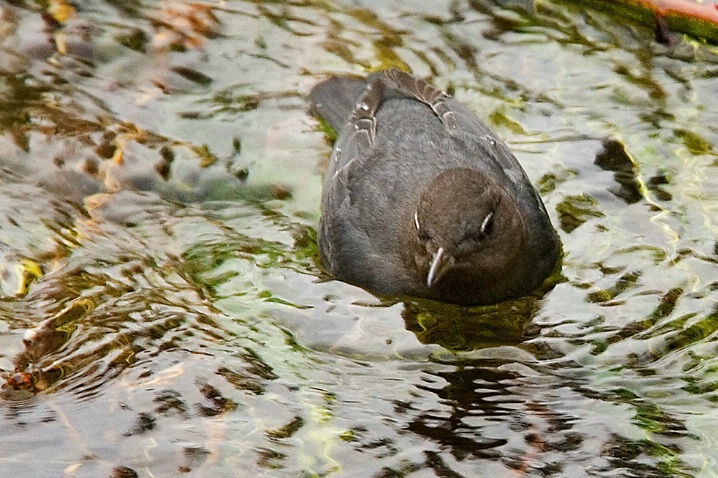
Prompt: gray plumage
<box><xmin>310</xmin><ymin>68</ymin><xmax>560</xmax><ymax>305</ymax></box>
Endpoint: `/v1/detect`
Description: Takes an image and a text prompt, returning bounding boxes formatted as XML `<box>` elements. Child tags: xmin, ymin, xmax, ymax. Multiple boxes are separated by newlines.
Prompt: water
<box><xmin>1</xmin><ymin>0</ymin><xmax>718</xmax><ymax>476</ymax></box>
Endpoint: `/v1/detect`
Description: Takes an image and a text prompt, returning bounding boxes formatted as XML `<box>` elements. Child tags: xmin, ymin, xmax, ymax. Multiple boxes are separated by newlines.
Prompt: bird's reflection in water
<box><xmin>401</xmin><ymin>296</ymin><xmax>540</xmax><ymax>352</ymax></box>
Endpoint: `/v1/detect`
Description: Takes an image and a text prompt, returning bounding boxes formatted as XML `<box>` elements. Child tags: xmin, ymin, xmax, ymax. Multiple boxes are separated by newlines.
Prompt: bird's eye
<box><xmin>414</xmin><ymin>211</ymin><xmax>432</xmax><ymax>242</ymax></box>
<box><xmin>480</xmin><ymin>211</ymin><xmax>494</xmax><ymax>236</ymax></box>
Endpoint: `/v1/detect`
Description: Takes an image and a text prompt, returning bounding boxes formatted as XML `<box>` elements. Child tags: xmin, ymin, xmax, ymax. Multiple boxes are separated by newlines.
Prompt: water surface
<box><xmin>1</xmin><ymin>1</ymin><xmax>718</xmax><ymax>476</ymax></box>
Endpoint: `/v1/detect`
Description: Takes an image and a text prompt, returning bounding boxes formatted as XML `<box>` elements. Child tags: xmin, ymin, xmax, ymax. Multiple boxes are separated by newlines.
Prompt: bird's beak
<box><xmin>427</xmin><ymin>247</ymin><xmax>455</xmax><ymax>287</ymax></box>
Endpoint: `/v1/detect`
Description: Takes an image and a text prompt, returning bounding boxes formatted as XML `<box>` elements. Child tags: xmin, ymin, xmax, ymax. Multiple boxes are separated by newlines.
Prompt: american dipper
<box><xmin>310</xmin><ymin>68</ymin><xmax>560</xmax><ymax>306</ymax></box>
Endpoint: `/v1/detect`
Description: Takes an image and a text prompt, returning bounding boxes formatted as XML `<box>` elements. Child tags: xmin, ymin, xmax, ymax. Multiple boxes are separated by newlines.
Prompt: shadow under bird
<box><xmin>310</xmin><ymin>68</ymin><xmax>560</xmax><ymax>306</ymax></box>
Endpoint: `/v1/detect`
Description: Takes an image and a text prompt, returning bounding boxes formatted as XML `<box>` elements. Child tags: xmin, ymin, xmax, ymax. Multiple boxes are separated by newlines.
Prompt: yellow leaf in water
<box><xmin>111</xmin><ymin>143</ymin><xmax>124</xmax><ymax>165</ymax></box>
<box><xmin>17</xmin><ymin>259</ymin><xmax>43</xmax><ymax>296</ymax></box>
<box><xmin>48</xmin><ymin>0</ymin><xmax>76</xmax><ymax>23</ymax></box>
<box><xmin>54</xmin><ymin>31</ymin><xmax>67</xmax><ymax>55</ymax></box>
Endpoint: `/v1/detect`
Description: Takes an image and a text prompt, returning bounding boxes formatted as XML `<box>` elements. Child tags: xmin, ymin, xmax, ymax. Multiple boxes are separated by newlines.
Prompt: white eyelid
<box><xmin>480</xmin><ymin>211</ymin><xmax>494</xmax><ymax>234</ymax></box>
<box><xmin>414</xmin><ymin>211</ymin><xmax>420</xmax><ymax>230</ymax></box>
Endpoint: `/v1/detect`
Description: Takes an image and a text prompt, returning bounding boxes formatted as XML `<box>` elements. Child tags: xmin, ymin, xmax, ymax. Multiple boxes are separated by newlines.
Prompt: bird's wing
<box><xmin>383</xmin><ymin>68</ymin><xmax>459</xmax><ymax>132</ymax></box>
<box><xmin>382</xmin><ymin>68</ymin><xmax>541</xmax><ymax>204</ymax></box>
<box><xmin>382</xmin><ymin>68</ymin><xmax>504</xmax><ymax>144</ymax></box>
<box><xmin>328</xmin><ymin>78</ymin><xmax>385</xmax><ymax>187</ymax></box>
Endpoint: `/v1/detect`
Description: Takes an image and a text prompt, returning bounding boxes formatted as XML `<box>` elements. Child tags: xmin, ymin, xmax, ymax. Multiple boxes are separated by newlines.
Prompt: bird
<box><xmin>309</xmin><ymin>68</ymin><xmax>560</xmax><ymax>306</ymax></box>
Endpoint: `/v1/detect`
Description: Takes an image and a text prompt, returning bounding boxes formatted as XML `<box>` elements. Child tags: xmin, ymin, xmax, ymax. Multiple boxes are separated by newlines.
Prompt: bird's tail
<box><xmin>309</xmin><ymin>76</ymin><xmax>367</xmax><ymax>132</ymax></box>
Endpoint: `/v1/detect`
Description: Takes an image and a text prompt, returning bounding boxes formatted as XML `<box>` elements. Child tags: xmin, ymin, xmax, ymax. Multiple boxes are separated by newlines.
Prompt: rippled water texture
<box><xmin>1</xmin><ymin>1</ymin><xmax>718</xmax><ymax>476</ymax></box>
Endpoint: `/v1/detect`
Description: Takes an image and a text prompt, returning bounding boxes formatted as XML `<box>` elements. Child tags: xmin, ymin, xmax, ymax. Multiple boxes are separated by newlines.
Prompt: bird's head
<box><xmin>410</xmin><ymin>168</ymin><xmax>527</xmax><ymax>298</ymax></box>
